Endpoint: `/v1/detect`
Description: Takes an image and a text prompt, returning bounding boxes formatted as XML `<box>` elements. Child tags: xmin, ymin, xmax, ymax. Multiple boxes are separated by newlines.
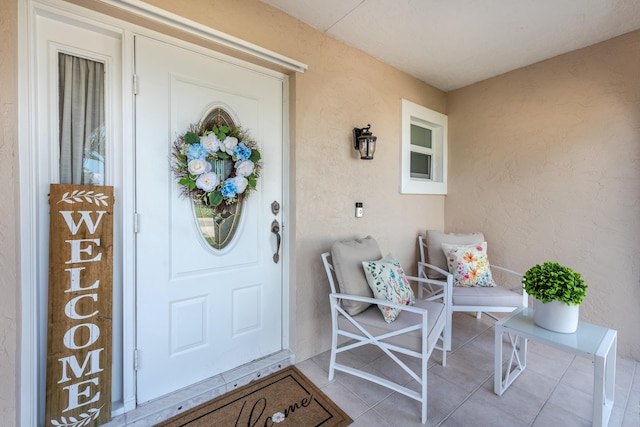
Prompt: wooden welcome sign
<box><xmin>45</xmin><ymin>184</ymin><xmax>113</xmax><ymax>427</ymax></box>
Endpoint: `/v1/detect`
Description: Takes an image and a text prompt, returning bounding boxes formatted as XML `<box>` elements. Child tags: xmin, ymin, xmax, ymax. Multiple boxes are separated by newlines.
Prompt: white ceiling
<box><xmin>261</xmin><ymin>0</ymin><xmax>640</xmax><ymax>91</ymax></box>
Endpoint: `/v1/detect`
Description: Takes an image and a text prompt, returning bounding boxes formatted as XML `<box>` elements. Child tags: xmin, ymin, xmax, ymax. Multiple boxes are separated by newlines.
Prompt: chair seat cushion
<box><xmin>452</xmin><ymin>286</ymin><xmax>523</xmax><ymax>307</ymax></box>
<box><xmin>337</xmin><ymin>299</ymin><xmax>445</xmax><ymax>353</ymax></box>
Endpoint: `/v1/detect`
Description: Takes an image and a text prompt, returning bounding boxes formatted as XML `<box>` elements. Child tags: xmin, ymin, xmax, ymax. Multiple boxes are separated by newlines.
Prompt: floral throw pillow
<box><xmin>441</xmin><ymin>242</ymin><xmax>495</xmax><ymax>287</ymax></box>
<box><xmin>362</xmin><ymin>255</ymin><xmax>415</xmax><ymax>323</ymax></box>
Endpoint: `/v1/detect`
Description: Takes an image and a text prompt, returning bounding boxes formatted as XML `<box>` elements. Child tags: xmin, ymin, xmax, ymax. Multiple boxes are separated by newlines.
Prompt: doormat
<box><xmin>155</xmin><ymin>366</ymin><xmax>352</xmax><ymax>427</ymax></box>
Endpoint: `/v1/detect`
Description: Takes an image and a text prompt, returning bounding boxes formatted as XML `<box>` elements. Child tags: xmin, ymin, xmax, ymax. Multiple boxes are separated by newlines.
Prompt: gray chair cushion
<box><xmin>331</xmin><ymin>236</ymin><xmax>382</xmax><ymax>316</ymax></box>
<box><xmin>452</xmin><ymin>286</ymin><xmax>524</xmax><ymax>307</ymax></box>
<box><xmin>337</xmin><ymin>299</ymin><xmax>445</xmax><ymax>353</ymax></box>
<box><xmin>425</xmin><ymin>230</ymin><xmax>484</xmax><ymax>279</ymax></box>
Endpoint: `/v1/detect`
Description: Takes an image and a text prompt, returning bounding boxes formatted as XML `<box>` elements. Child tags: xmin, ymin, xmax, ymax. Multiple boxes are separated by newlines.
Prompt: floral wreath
<box><xmin>171</xmin><ymin>121</ymin><xmax>261</xmax><ymax>214</ymax></box>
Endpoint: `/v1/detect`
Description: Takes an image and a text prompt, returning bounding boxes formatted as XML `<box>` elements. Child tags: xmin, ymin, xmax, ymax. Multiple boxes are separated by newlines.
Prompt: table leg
<box><xmin>495</xmin><ymin>325</ymin><xmax>527</xmax><ymax>395</ymax></box>
<box><xmin>494</xmin><ymin>322</ymin><xmax>503</xmax><ymax>395</ymax></box>
<box><xmin>593</xmin><ymin>330</ymin><xmax>617</xmax><ymax>427</ymax></box>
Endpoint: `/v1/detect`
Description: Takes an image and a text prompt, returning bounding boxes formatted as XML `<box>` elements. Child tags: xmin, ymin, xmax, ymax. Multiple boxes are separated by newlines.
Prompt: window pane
<box><xmin>410</xmin><ymin>151</ymin><xmax>431</xmax><ymax>179</ymax></box>
<box><xmin>59</xmin><ymin>53</ymin><xmax>105</xmax><ymax>185</ymax></box>
<box><xmin>411</xmin><ymin>124</ymin><xmax>432</xmax><ymax>149</ymax></box>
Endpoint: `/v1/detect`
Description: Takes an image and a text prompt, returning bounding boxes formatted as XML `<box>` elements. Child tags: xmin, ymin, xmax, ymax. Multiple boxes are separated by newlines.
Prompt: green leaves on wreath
<box><xmin>209</xmin><ymin>191</ymin><xmax>223</xmax><ymax>207</ymax></box>
<box><xmin>249</xmin><ymin>149</ymin><xmax>261</xmax><ymax>163</ymax></box>
<box><xmin>176</xmin><ymin>153</ymin><xmax>187</xmax><ymax>164</ymax></box>
<box><xmin>212</xmin><ymin>125</ymin><xmax>230</xmax><ymax>141</ymax></box>
<box><xmin>184</xmin><ymin>131</ymin><xmax>200</xmax><ymax>145</ymax></box>
<box><xmin>179</xmin><ymin>176</ymin><xmax>197</xmax><ymax>191</ymax></box>
<box><xmin>247</xmin><ymin>173</ymin><xmax>257</xmax><ymax>190</ymax></box>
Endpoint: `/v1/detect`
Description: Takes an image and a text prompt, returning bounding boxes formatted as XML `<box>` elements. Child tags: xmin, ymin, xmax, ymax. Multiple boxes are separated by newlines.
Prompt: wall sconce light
<box><xmin>353</xmin><ymin>124</ymin><xmax>377</xmax><ymax>160</ymax></box>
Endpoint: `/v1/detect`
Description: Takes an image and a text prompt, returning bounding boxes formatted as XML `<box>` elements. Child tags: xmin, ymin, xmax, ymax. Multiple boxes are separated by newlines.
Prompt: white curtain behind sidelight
<box><xmin>58</xmin><ymin>53</ymin><xmax>106</xmax><ymax>185</ymax></box>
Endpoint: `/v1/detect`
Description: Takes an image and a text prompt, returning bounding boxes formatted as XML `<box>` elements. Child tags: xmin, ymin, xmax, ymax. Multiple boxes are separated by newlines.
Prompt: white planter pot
<box><xmin>533</xmin><ymin>299</ymin><xmax>579</xmax><ymax>333</ymax></box>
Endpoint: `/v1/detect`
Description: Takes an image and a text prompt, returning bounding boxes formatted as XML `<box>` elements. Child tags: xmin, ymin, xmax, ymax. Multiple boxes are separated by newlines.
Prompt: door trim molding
<box><xmin>114</xmin><ymin>0</ymin><xmax>307</xmax><ymax>74</ymax></box>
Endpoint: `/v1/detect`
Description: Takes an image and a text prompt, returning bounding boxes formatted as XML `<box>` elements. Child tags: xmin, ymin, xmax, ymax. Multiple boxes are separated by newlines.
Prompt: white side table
<box><xmin>494</xmin><ymin>308</ymin><xmax>617</xmax><ymax>427</ymax></box>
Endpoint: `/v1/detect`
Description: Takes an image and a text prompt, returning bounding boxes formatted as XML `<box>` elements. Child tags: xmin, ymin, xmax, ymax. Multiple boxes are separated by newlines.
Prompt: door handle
<box><xmin>271</xmin><ymin>220</ymin><xmax>281</xmax><ymax>264</ymax></box>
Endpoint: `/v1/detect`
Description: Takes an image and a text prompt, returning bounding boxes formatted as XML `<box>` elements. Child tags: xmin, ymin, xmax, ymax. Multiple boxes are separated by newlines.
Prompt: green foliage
<box><xmin>523</xmin><ymin>262</ymin><xmax>587</xmax><ymax>305</ymax></box>
<box><xmin>178</xmin><ymin>174</ymin><xmax>198</xmax><ymax>191</ymax></box>
<box><xmin>212</xmin><ymin>125</ymin><xmax>231</xmax><ymax>141</ymax></box>
<box><xmin>249</xmin><ymin>149</ymin><xmax>261</xmax><ymax>163</ymax></box>
<box><xmin>184</xmin><ymin>131</ymin><xmax>200</xmax><ymax>145</ymax></box>
<box><xmin>209</xmin><ymin>191</ymin><xmax>223</xmax><ymax>207</ymax></box>
<box><xmin>247</xmin><ymin>173</ymin><xmax>257</xmax><ymax>190</ymax></box>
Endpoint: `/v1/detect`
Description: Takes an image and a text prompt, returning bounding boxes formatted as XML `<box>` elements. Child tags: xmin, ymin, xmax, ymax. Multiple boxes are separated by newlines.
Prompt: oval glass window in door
<box><xmin>192</xmin><ymin>107</ymin><xmax>244</xmax><ymax>250</ymax></box>
<box><xmin>193</xmin><ymin>200</ymin><xmax>243</xmax><ymax>250</ymax></box>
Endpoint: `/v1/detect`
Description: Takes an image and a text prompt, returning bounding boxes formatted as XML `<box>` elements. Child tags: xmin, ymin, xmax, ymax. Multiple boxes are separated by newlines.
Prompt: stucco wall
<box><xmin>141</xmin><ymin>0</ymin><xmax>448</xmax><ymax>361</ymax></box>
<box><xmin>447</xmin><ymin>30</ymin><xmax>640</xmax><ymax>359</ymax></box>
<box><xmin>0</xmin><ymin>0</ymin><xmax>18</xmax><ymax>424</ymax></box>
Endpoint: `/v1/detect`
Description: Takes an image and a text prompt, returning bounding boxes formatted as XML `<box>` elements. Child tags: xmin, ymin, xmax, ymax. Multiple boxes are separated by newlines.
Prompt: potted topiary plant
<box><xmin>522</xmin><ymin>261</ymin><xmax>588</xmax><ymax>333</ymax></box>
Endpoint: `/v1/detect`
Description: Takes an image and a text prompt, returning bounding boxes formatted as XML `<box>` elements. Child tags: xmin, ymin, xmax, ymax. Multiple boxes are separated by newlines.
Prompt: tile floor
<box><xmin>295</xmin><ymin>312</ymin><xmax>640</xmax><ymax>427</ymax></box>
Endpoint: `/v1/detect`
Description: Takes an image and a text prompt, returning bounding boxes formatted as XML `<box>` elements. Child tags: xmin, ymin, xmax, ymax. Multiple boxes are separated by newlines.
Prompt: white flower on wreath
<box><xmin>221</xmin><ymin>136</ymin><xmax>238</xmax><ymax>155</ymax></box>
<box><xmin>234</xmin><ymin>159</ymin><xmax>255</xmax><ymax>177</ymax></box>
<box><xmin>230</xmin><ymin>176</ymin><xmax>248</xmax><ymax>194</ymax></box>
<box><xmin>272</xmin><ymin>412</ymin><xmax>285</xmax><ymax>423</ymax></box>
<box><xmin>196</xmin><ymin>172</ymin><xmax>219</xmax><ymax>192</ymax></box>
<box><xmin>188</xmin><ymin>158</ymin><xmax>212</xmax><ymax>175</ymax></box>
<box><xmin>200</xmin><ymin>133</ymin><xmax>221</xmax><ymax>154</ymax></box>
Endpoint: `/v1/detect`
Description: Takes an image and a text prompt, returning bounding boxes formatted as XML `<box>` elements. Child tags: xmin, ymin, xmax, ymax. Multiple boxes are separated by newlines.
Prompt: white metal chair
<box><xmin>418</xmin><ymin>232</ymin><xmax>527</xmax><ymax>351</ymax></box>
<box><xmin>321</xmin><ymin>236</ymin><xmax>448</xmax><ymax>424</ymax></box>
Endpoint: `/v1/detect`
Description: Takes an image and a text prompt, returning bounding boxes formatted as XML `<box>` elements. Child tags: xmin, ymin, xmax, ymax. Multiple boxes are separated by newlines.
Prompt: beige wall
<box><xmin>447</xmin><ymin>30</ymin><xmax>640</xmax><ymax>359</ymax></box>
<box><xmin>0</xmin><ymin>0</ymin><xmax>18</xmax><ymax>424</ymax></box>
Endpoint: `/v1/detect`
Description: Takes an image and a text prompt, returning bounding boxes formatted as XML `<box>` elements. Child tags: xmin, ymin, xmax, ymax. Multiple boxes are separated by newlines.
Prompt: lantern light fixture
<box><xmin>353</xmin><ymin>124</ymin><xmax>377</xmax><ymax>160</ymax></box>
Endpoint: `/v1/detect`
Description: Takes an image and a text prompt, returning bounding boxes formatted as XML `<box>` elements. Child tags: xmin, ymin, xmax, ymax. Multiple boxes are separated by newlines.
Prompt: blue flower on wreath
<box><xmin>186</xmin><ymin>143</ymin><xmax>209</xmax><ymax>161</ymax></box>
<box><xmin>220</xmin><ymin>179</ymin><xmax>238</xmax><ymax>198</ymax></box>
<box><xmin>233</xmin><ymin>143</ymin><xmax>252</xmax><ymax>161</ymax></box>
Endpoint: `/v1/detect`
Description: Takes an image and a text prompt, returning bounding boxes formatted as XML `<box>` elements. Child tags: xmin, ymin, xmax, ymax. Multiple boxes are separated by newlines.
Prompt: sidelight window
<box><xmin>58</xmin><ymin>53</ymin><xmax>105</xmax><ymax>185</ymax></box>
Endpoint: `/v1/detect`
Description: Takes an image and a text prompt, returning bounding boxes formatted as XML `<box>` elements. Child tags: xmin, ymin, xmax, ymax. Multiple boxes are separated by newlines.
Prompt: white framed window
<box><xmin>401</xmin><ymin>99</ymin><xmax>447</xmax><ymax>194</ymax></box>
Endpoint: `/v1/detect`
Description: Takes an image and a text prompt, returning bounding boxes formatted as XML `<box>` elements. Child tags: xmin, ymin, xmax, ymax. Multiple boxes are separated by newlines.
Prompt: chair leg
<box><xmin>328</xmin><ymin>347</ymin><xmax>336</xmax><ymax>381</ymax></box>
<box><xmin>421</xmin><ymin>346</ymin><xmax>428</xmax><ymax>424</ymax></box>
<box><xmin>445</xmin><ymin>308</ymin><xmax>452</xmax><ymax>351</ymax></box>
<box><xmin>441</xmin><ymin>337</ymin><xmax>447</xmax><ymax>367</ymax></box>
<box><xmin>476</xmin><ymin>311</ymin><xmax>482</xmax><ymax>319</ymax></box>
<box><xmin>329</xmin><ymin>308</ymin><xmax>339</xmax><ymax>380</ymax></box>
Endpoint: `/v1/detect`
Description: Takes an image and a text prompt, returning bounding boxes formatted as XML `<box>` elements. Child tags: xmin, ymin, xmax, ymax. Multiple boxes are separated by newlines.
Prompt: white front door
<box><xmin>134</xmin><ymin>35</ymin><xmax>284</xmax><ymax>403</ymax></box>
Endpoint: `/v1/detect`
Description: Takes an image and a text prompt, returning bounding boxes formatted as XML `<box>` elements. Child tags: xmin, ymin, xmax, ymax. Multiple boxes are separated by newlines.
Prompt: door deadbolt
<box><xmin>271</xmin><ymin>201</ymin><xmax>280</xmax><ymax>215</ymax></box>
